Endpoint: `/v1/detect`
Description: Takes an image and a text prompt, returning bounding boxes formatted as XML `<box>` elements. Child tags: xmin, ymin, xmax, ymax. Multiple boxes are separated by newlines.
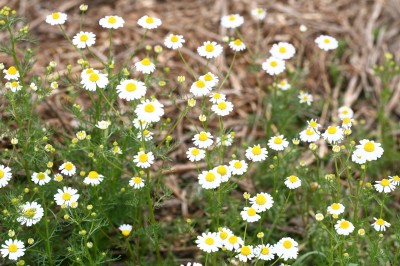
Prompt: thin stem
<box><xmin>217</xmin><ymin>52</ymin><xmax>237</xmax><ymax>92</ymax></box>
<box><xmin>178</xmin><ymin>49</ymin><xmax>196</xmax><ymax>79</ymax></box>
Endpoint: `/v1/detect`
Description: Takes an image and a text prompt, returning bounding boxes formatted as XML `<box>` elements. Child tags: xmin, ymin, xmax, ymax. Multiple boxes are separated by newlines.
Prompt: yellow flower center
<box><xmin>229</xmin><ymin>15</ymin><xmax>236</xmax><ymax>21</ymax></box>
<box><xmin>143</xmin><ymin>130</ymin><xmax>150</xmax><ymax>136</ymax></box>
<box><xmin>247</xmin><ymin>207</ymin><xmax>257</xmax><ymax>216</ymax></box>
<box><xmin>11</xmin><ymin>81</ymin><xmax>19</xmax><ymax>87</ymax></box>
<box><xmin>228</xmin><ymin>235</ymin><xmax>238</xmax><ymax>244</ymax></box>
<box><xmin>289</xmin><ymin>175</ymin><xmax>298</xmax><ymax>183</ymax></box>
<box><xmin>89</xmin><ymin>73</ymin><xmax>99</xmax><ymax>82</ymax></box>
<box><xmin>204</xmin><ymin>74</ymin><xmax>213</xmax><ymax>81</ymax></box>
<box><xmin>252</xmin><ymin>146</ymin><xmax>262</xmax><ymax>155</ymax></box>
<box><xmin>113</xmin><ymin>146</ymin><xmax>120</xmax><ymax>153</ymax></box>
<box><xmin>8</xmin><ymin>244</ymin><xmax>18</xmax><ymax>253</ymax></box>
<box><xmin>364</xmin><ymin>142</ymin><xmax>375</xmax><ymax>152</ymax></box>
<box><xmin>283</xmin><ymin>240</ymin><xmax>292</xmax><ymax>249</ymax></box>
<box><xmin>52</xmin><ymin>13</ymin><xmax>60</xmax><ymax>19</ymax></box>
<box><xmin>279</xmin><ymin>46</ymin><xmax>287</xmax><ymax>53</ymax></box>
<box><xmin>205</xmin><ymin>237</ymin><xmax>214</xmax><ymax>245</ymax></box>
<box><xmin>255</xmin><ymin>194</ymin><xmax>266</xmax><ymax>205</ymax></box>
<box><xmin>261</xmin><ymin>247</ymin><xmax>270</xmax><ymax>255</ymax></box>
<box><xmin>170</xmin><ymin>35</ymin><xmax>178</xmax><ymax>42</ymax></box>
<box><xmin>141</xmin><ymin>58</ymin><xmax>151</xmax><ymax>66</ymax></box>
<box><xmin>191</xmin><ymin>148</ymin><xmax>200</xmax><ymax>156</ymax></box>
<box><xmin>376</xmin><ymin>219</ymin><xmax>385</xmax><ymax>226</ymax></box>
<box><xmin>233</xmin><ymin>39</ymin><xmax>242</xmax><ymax>46</ymax></box>
<box><xmin>198</xmin><ymin>132</ymin><xmax>208</xmax><ymax>141</ymax></box>
<box><xmin>80</xmin><ymin>34</ymin><xmax>89</xmax><ymax>42</ymax></box>
<box><xmin>380</xmin><ymin>179</ymin><xmax>390</xmax><ymax>187</ymax></box>
<box><xmin>220</xmin><ymin>231</ymin><xmax>228</xmax><ymax>240</ymax></box>
<box><xmin>37</xmin><ymin>172</ymin><xmax>46</xmax><ymax>180</ymax></box>
<box><xmin>306</xmin><ymin>128</ymin><xmax>315</xmax><ymax>136</ymax></box>
<box><xmin>205</xmin><ymin>44</ymin><xmax>215</xmax><ymax>52</ymax></box>
<box><xmin>0</xmin><ymin>169</ymin><xmax>4</xmax><ymax>179</ymax></box>
<box><xmin>133</xmin><ymin>177</ymin><xmax>142</xmax><ymax>184</ymax></box>
<box><xmin>393</xmin><ymin>176</ymin><xmax>400</xmax><ymax>181</ymax></box>
<box><xmin>217</xmin><ymin>101</ymin><xmax>227</xmax><ymax>110</ymax></box>
<box><xmin>327</xmin><ymin>126</ymin><xmax>337</xmax><ymax>134</ymax></box>
<box><xmin>108</xmin><ymin>16</ymin><xmax>117</xmax><ymax>24</ymax></box>
<box><xmin>7</xmin><ymin>66</ymin><xmax>17</xmax><ymax>75</ymax></box>
<box><xmin>270</xmin><ymin>60</ymin><xmax>278</xmax><ymax>67</ymax></box>
<box><xmin>280</xmin><ymin>80</ymin><xmax>286</xmax><ymax>85</ymax></box>
<box><xmin>324</xmin><ymin>38</ymin><xmax>331</xmax><ymax>43</ymax></box>
<box><xmin>331</xmin><ymin>203</ymin><xmax>340</xmax><ymax>210</ymax></box>
<box><xmin>233</xmin><ymin>161</ymin><xmax>242</xmax><ymax>169</ymax></box>
<box><xmin>217</xmin><ymin>166</ymin><xmax>227</xmax><ymax>176</ymax></box>
<box><xmin>62</xmin><ymin>192</ymin><xmax>71</xmax><ymax>201</ymax></box>
<box><xmin>240</xmin><ymin>246</ymin><xmax>251</xmax><ymax>256</ymax></box>
<box><xmin>24</xmin><ymin>208</ymin><xmax>36</xmax><ymax>218</ymax></box>
<box><xmin>196</xmin><ymin>80</ymin><xmax>205</xmax><ymax>88</ymax></box>
<box><xmin>125</xmin><ymin>82</ymin><xmax>137</xmax><ymax>92</ymax></box>
<box><xmin>340</xmin><ymin>220</ymin><xmax>350</xmax><ymax>229</ymax></box>
<box><xmin>139</xmin><ymin>154</ymin><xmax>148</xmax><ymax>163</ymax></box>
<box><xmin>258</xmin><ymin>9</ymin><xmax>263</xmax><ymax>14</ymax></box>
<box><xmin>64</xmin><ymin>163</ymin><xmax>74</xmax><ymax>171</ymax></box>
<box><xmin>343</xmin><ymin>117</ymin><xmax>351</xmax><ymax>124</ymax></box>
<box><xmin>309</xmin><ymin>121</ymin><xmax>317</xmax><ymax>128</ymax></box>
<box><xmin>205</xmin><ymin>172</ymin><xmax>216</xmax><ymax>182</ymax></box>
<box><xmin>145</xmin><ymin>17</ymin><xmax>154</xmax><ymax>24</ymax></box>
<box><xmin>88</xmin><ymin>171</ymin><xmax>99</xmax><ymax>179</ymax></box>
<box><xmin>274</xmin><ymin>137</ymin><xmax>283</xmax><ymax>144</ymax></box>
<box><xmin>144</xmin><ymin>103</ymin><xmax>155</xmax><ymax>113</ymax></box>
<box><xmin>122</xmin><ymin>230</ymin><xmax>130</xmax><ymax>236</ymax></box>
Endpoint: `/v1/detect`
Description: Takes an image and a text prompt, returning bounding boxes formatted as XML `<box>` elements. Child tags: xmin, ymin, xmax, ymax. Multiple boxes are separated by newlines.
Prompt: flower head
<box><xmin>1</xmin><ymin>239</ymin><xmax>25</xmax><ymax>261</ymax></box>
<box><xmin>221</xmin><ymin>14</ymin><xmax>244</xmax><ymax>28</ymax></box>
<box><xmin>193</xmin><ymin>131</ymin><xmax>214</xmax><ymax>149</ymax></box>
<box><xmin>372</xmin><ymin>218</ymin><xmax>391</xmax><ymax>232</ymax></box>
<box><xmin>284</xmin><ymin>175</ymin><xmax>302</xmax><ymax>189</ymax></box>
<box><xmin>211</xmin><ymin>100</ymin><xmax>234</xmax><ymax>116</ymax></box>
<box><xmin>197</xmin><ymin>41</ymin><xmax>223</xmax><ymax>59</ymax></box>
<box><xmin>3</xmin><ymin>66</ymin><xmax>20</xmax><ymax>80</ymax></box>
<box><xmin>116</xmin><ymin>79</ymin><xmax>147</xmax><ymax>101</ymax></box>
<box><xmin>251</xmin><ymin>8</ymin><xmax>267</xmax><ymax>20</ymax></box>
<box><xmin>99</xmin><ymin>15</ymin><xmax>125</xmax><ymax>29</ymax></box>
<box><xmin>262</xmin><ymin>57</ymin><xmax>285</xmax><ymax>75</ymax></box>
<box><xmin>164</xmin><ymin>34</ymin><xmax>185</xmax><ymax>49</ymax></box>
<box><xmin>129</xmin><ymin>176</ymin><xmax>145</xmax><ymax>189</ymax></box>
<box><xmin>241</xmin><ymin>207</ymin><xmax>261</xmax><ymax>223</ymax></box>
<box><xmin>274</xmin><ymin>237</ymin><xmax>298</xmax><ymax>261</ymax></box>
<box><xmin>81</xmin><ymin>69</ymin><xmax>109</xmax><ymax>91</ymax></box>
<box><xmin>72</xmin><ymin>31</ymin><xmax>96</xmax><ymax>49</ymax></box>
<box><xmin>59</xmin><ymin>162</ymin><xmax>76</xmax><ymax>176</ymax></box>
<box><xmin>0</xmin><ymin>165</ymin><xmax>12</xmax><ymax>188</ymax></box>
<box><xmin>119</xmin><ymin>224</ymin><xmax>132</xmax><ymax>236</ymax></box>
<box><xmin>137</xmin><ymin>15</ymin><xmax>162</xmax><ymax>29</ymax></box>
<box><xmin>84</xmin><ymin>171</ymin><xmax>104</xmax><ymax>186</ymax></box>
<box><xmin>46</xmin><ymin>12</ymin><xmax>67</xmax><ymax>25</ymax></box>
<box><xmin>17</xmin><ymin>201</ymin><xmax>44</xmax><ymax>227</ymax></box>
<box><xmin>31</xmin><ymin>172</ymin><xmax>51</xmax><ymax>186</ymax></box>
<box><xmin>135</xmin><ymin>57</ymin><xmax>155</xmax><ymax>74</ymax></box>
<box><xmin>245</xmin><ymin>145</ymin><xmax>268</xmax><ymax>162</ymax></box>
<box><xmin>249</xmin><ymin>192</ymin><xmax>274</xmax><ymax>212</ymax></box>
<box><xmin>195</xmin><ymin>232</ymin><xmax>220</xmax><ymax>253</ymax></box>
<box><xmin>133</xmin><ymin>151</ymin><xmax>155</xmax><ymax>168</ymax></box>
<box><xmin>236</xmin><ymin>245</ymin><xmax>254</xmax><ymax>262</ymax></box>
<box><xmin>315</xmin><ymin>35</ymin><xmax>338</xmax><ymax>51</ymax></box>
<box><xmin>374</xmin><ymin>178</ymin><xmax>395</xmax><ymax>193</ymax></box>
<box><xmin>198</xmin><ymin>170</ymin><xmax>221</xmax><ymax>189</ymax></box>
<box><xmin>229</xmin><ymin>160</ymin><xmax>248</xmax><ymax>175</ymax></box>
<box><xmin>335</xmin><ymin>219</ymin><xmax>354</xmax><ymax>235</ymax></box>
<box><xmin>268</xmin><ymin>135</ymin><xmax>289</xmax><ymax>151</ymax></box>
<box><xmin>229</xmin><ymin>39</ymin><xmax>246</xmax><ymax>52</ymax></box>
<box><xmin>135</xmin><ymin>99</ymin><xmax>164</xmax><ymax>123</ymax></box>
<box><xmin>54</xmin><ymin>187</ymin><xmax>80</xmax><ymax>207</ymax></box>
<box><xmin>270</xmin><ymin>42</ymin><xmax>296</xmax><ymax>60</ymax></box>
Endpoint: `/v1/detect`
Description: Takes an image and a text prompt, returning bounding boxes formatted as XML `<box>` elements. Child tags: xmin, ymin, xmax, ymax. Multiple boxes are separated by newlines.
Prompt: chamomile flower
<box><xmin>274</xmin><ymin>237</ymin><xmax>298</xmax><ymax>261</ymax></box>
<box><xmin>225</xmin><ymin>234</ymin><xmax>244</xmax><ymax>251</ymax></box>
<box><xmin>112</xmin><ymin>145</ymin><xmax>123</xmax><ymax>155</ymax></box>
<box><xmin>371</xmin><ymin>218</ymin><xmax>391</xmax><ymax>232</ymax></box>
<box><xmin>193</xmin><ymin>131</ymin><xmax>213</xmax><ymax>149</ymax></box>
<box><xmin>374</xmin><ymin>178</ymin><xmax>395</xmax><ymax>193</ymax></box>
<box><xmin>315</xmin><ymin>35</ymin><xmax>338</xmax><ymax>51</ymax></box>
<box><xmin>221</xmin><ymin>14</ymin><xmax>244</xmax><ymax>28</ymax></box>
<box><xmin>216</xmin><ymin>227</ymin><xmax>233</xmax><ymax>247</ymax></box>
<box><xmin>99</xmin><ymin>15</ymin><xmax>124</xmax><ymax>29</ymax></box>
<box><xmin>276</xmin><ymin>79</ymin><xmax>291</xmax><ymax>90</ymax></box>
<box><xmin>241</xmin><ymin>207</ymin><xmax>260</xmax><ymax>222</ymax></box>
<box><xmin>137</xmin><ymin>130</ymin><xmax>153</xmax><ymax>142</ymax></box>
<box><xmin>190</xmin><ymin>80</ymin><xmax>212</xmax><ymax>97</ymax></box>
<box><xmin>251</xmin><ymin>8</ymin><xmax>267</xmax><ymax>20</ymax></box>
<box><xmin>352</xmin><ymin>140</ymin><xmax>384</xmax><ymax>163</ymax></box>
<box><xmin>285</xmin><ymin>175</ymin><xmax>302</xmax><ymax>189</ymax></box>
<box><xmin>262</xmin><ymin>57</ymin><xmax>285</xmax><ymax>75</ymax></box>
<box><xmin>6</xmin><ymin>81</ymin><xmax>22</xmax><ymax>92</ymax></box>
<box><xmin>195</xmin><ymin>232</ymin><xmax>220</xmax><ymax>253</ymax></box>
<box><xmin>315</xmin><ymin>213</ymin><xmax>324</xmax><ymax>221</ymax></box>
<box><xmin>133</xmin><ymin>151</ymin><xmax>155</xmax><ymax>168</ymax></box>
<box><xmin>270</xmin><ymin>42</ymin><xmax>296</xmax><ymax>60</ymax></box>
<box><xmin>53</xmin><ymin>174</ymin><xmax>63</xmax><ymax>182</ymax></box>
<box><xmin>96</xmin><ymin>120</ymin><xmax>111</xmax><ymax>129</ymax></box>
<box><xmin>216</xmin><ymin>134</ymin><xmax>234</xmax><ymax>147</ymax></box>
<box><xmin>119</xmin><ymin>224</ymin><xmax>132</xmax><ymax>237</ymax></box>
<box><xmin>322</xmin><ymin>126</ymin><xmax>344</xmax><ymax>144</ymax></box>
<box><xmin>132</xmin><ymin>118</ymin><xmax>150</xmax><ymax>129</ymax></box>
<box><xmin>17</xmin><ymin>201</ymin><xmax>44</xmax><ymax>227</ymax></box>
<box><xmin>338</xmin><ymin>106</ymin><xmax>354</xmax><ymax>119</ymax></box>
<box><xmin>268</xmin><ymin>135</ymin><xmax>289</xmax><ymax>151</ymax></box>
<box><xmin>135</xmin><ymin>58</ymin><xmax>156</xmax><ymax>74</ymax></box>
<box><xmin>327</xmin><ymin>203</ymin><xmax>345</xmax><ymax>215</ymax></box>
<box><xmin>1</xmin><ymin>239</ymin><xmax>25</xmax><ymax>261</ymax></box>
<box><xmin>72</xmin><ymin>31</ymin><xmax>96</xmax><ymax>48</ymax></box>
<box><xmin>31</xmin><ymin>172</ymin><xmax>51</xmax><ymax>186</ymax></box>
<box><xmin>245</xmin><ymin>145</ymin><xmax>268</xmax><ymax>162</ymax></box>
<box><xmin>3</xmin><ymin>66</ymin><xmax>19</xmax><ymax>80</ymax></box>
<box><xmin>308</xmin><ymin>119</ymin><xmax>321</xmax><ymax>129</ymax></box>
<box><xmin>0</xmin><ymin>165</ymin><xmax>12</xmax><ymax>188</ymax></box>
<box><xmin>250</xmin><ymin>192</ymin><xmax>274</xmax><ymax>212</ymax></box>
<box><xmin>299</xmin><ymin>127</ymin><xmax>320</xmax><ymax>142</ymax></box>
<box><xmin>186</xmin><ymin>147</ymin><xmax>206</xmax><ymax>162</ymax></box>
<box><xmin>229</xmin><ymin>39</ymin><xmax>246</xmax><ymax>52</ymax></box>
<box><xmin>389</xmin><ymin>175</ymin><xmax>400</xmax><ymax>186</ymax></box>
<box><xmin>116</xmin><ymin>79</ymin><xmax>147</xmax><ymax>101</ymax></box>
<box><xmin>341</xmin><ymin>117</ymin><xmax>354</xmax><ymax>129</ymax></box>
<box><xmin>129</xmin><ymin>176</ymin><xmax>145</xmax><ymax>189</ymax></box>
<box><xmin>236</xmin><ymin>245</ymin><xmax>255</xmax><ymax>262</ymax></box>
<box><xmin>335</xmin><ymin>219</ymin><xmax>354</xmax><ymax>235</ymax></box>
<box><xmin>137</xmin><ymin>15</ymin><xmax>162</xmax><ymax>29</ymax></box>
<box><xmin>198</xmin><ymin>170</ymin><xmax>221</xmax><ymax>189</ymax></box>
<box><xmin>83</xmin><ymin>171</ymin><xmax>104</xmax><ymax>186</ymax></box>
<box><xmin>59</xmin><ymin>162</ymin><xmax>76</xmax><ymax>176</ymax></box>
<box><xmin>197</xmin><ymin>41</ymin><xmax>223</xmax><ymax>59</ymax></box>
<box><xmin>213</xmin><ymin>165</ymin><xmax>231</xmax><ymax>182</ymax></box>
<box><xmin>209</xmin><ymin>92</ymin><xmax>226</xmax><ymax>104</ymax></box>
<box><xmin>81</xmin><ymin>69</ymin><xmax>109</xmax><ymax>91</ymax></box>
<box><xmin>135</xmin><ymin>99</ymin><xmax>164</xmax><ymax>123</ymax></box>
<box><xmin>45</xmin><ymin>12</ymin><xmax>67</xmax><ymax>25</ymax></box>
<box><xmin>211</xmin><ymin>100</ymin><xmax>234</xmax><ymax>116</ymax></box>
<box><xmin>54</xmin><ymin>187</ymin><xmax>80</xmax><ymax>207</ymax></box>
<box><xmin>254</xmin><ymin>244</ymin><xmax>275</xmax><ymax>261</ymax></box>
<box><xmin>164</xmin><ymin>34</ymin><xmax>185</xmax><ymax>49</ymax></box>
<box><xmin>298</xmin><ymin>91</ymin><xmax>313</xmax><ymax>105</ymax></box>
<box><xmin>200</xmin><ymin>72</ymin><xmax>219</xmax><ymax>88</ymax></box>
<box><xmin>229</xmin><ymin>160</ymin><xmax>248</xmax><ymax>175</ymax></box>
<box><xmin>74</xmin><ymin>131</ymin><xmax>86</xmax><ymax>140</ymax></box>
<box><xmin>181</xmin><ymin>263</ymin><xmax>202</xmax><ymax>266</ymax></box>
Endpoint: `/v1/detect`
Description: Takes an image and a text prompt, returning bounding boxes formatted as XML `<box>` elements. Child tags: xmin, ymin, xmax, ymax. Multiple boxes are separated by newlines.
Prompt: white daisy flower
<box><xmin>308</xmin><ymin>119</ymin><xmax>321</xmax><ymax>129</ymax></box>
<box><xmin>133</xmin><ymin>151</ymin><xmax>155</xmax><ymax>168</ymax></box>
<box><xmin>352</xmin><ymin>139</ymin><xmax>384</xmax><ymax>163</ymax></box>
<box><xmin>389</xmin><ymin>175</ymin><xmax>400</xmax><ymax>186</ymax></box>
<box><xmin>335</xmin><ymin>219</ymin><xmax>354</xmax><ymax>235</ymax></box>
<box><xmin>17</xmin><ymin>201</ymin><xmax>44</xmax><ymax>227</ymax></box>
<box><xmin>76</xmin><ymin>131</ymin><xmax>86</xmax><ymax>140</ymax></box>
<box><xmin>112</xmin><ymin>145</ymin><xmax>123</xmax><ymax>155</ymax></box>
<box><xmin>274</xmin><ymin>237</ymin><xmax>298</xmax><ymax>261</ymax></box>
<box><xmin>374</xmin><ymin>178</ymin><xmax>396</xmax><ymax>193</ymax></box>
<box><xmin>137</xmin><ymin>129</ymin><xmax>153</xmax><ymax>142</ymax></box>
<box><xmin>137</xmin><ymin>15</ymin><xmax>162</xmax><ymax>29</ymax></box>
<box><xmin>99</xmin><ymin>15</ymin><xmax>125</xmax><ymax>29</ymax></box>
<box><xmin>135</xmin><ymin>57</ymin><xmax>155</xmax><ymax>74</ymax></box>
<box><xmin>251</xmin><ymin>8</ymin><xmax>267</xmax><ymax>20</ymax></box>
<box><xmin>351</xmin><ymin>149</ymin><xmax>367</xmax><ymax>164</ymax></box>
<box><xmin>268</xmin><ymin>135</ymin><xmax>289</xmax><ymax>151</ymax></box>
<box><xmin>116</xmin><ymin>79</ymin><xmax>147</xmax><ymax>101</ymax></box>
<box><xmin>54</xmin><ymin>187</ymin><xmax>80</xmax><ymax>207</ymax></box>
<box><xmin>276</xmin><ymin>79</ymin><xmax>291</xmax><ymax>90</ymax></box>
<box><xmin>209</xmin><ymin>92</ymin><xmax>226</xmax><ymax>104</ymax></box>
<box><xmin>221</xmin><ymin>14</ymin><xmax>244</xmax><ymax>29</ymax></box>
<box><xmin>236</xmin><ymin>245</ymin><xmax>254</xmax><ymax>262</ymax></box>
<box><xmin>45</xmin><ymin>12</ymin><xmax>67</xmax><ymax>25</ymax></box>
<box><xmin>53</xmin><ymin>174</ymin><xmax>63</xmax><ymax>182</ymax></box>
<box><xmin>72</xmin><ymin>31</ymin><xmax>96</xmax><ymax>49</ymax></box>
<box><xmin>225</xmin><ymin>234</ymin><xmax>244</xmax><ymax>251</ymax></box>
<box><xmin>59</xmin><ymin>162</ymin><xmax>76</xmax><ymax>176</ymax></box>
<box><xmin>119</xmin><ymin>224</ymin><xmax>132</xmax><ymax>237</ymax></box>
<box><xmin>132</xmin><ymin>118</ymin><xmax>150</xmax><ymax>130</ymax></box>
<box><xmin>213</xmin><ymin>165</ymin><xmax>231</xmax><ymax>182</ymax></box>
<box><xmin>198</xmin><ymin>170</ymin><xmax>221</xmax><ymax>189</ymax></box>
<box><xmin>240</xmin><ymin>207</ymin><xmax>260</xmax><ymax>222</ymax></box>
<box><xmin>270</xmin><ymin>42</ymin><xmax>296</xmax><ymax>60</ymax></box>
<box><xmin>31</xmin><ymin>172</ymin><xmax>51</xmax><ymax>186</ymax></box>
<box><xmin>338</xmin><ymin>106</ymin><xmax>354</xmax><ymax>119</ymax></box>
<box><xmin>229</xmin><ymin>160</ymin><xmax>248</xmax><ymax>175</ymax></box>
<box><xmin>164</xmin><ymin>34</ymin><xmax>185</xmax><ymax>49</ymax></box>
<box><xmin>262</xmin><ymin>57</ymin><xmax>285</xmax><ymax>75</ymax></box>
<box><xmin>211</xmin><ymin>100</ymin><xmax>234</xmax><ymax>116</ymax></box>
<box><xmin>299</xmin><ymin>127</ymin><xmax>320</xmax><ymax>142</ymax></box>
<box><xmin>217</xmin><ymin>227</ymin><xmax>233</xmax><ymax>247</ymax></box>
<box><xmin>216</xmin><ymin>134</ymin><xmax>234</xmax><ymax>147</ymax></box>
<box><xmin>298</xmin><ymin>91</ymin><xmax>313</xmax><ymax>105</ymax></box>
<box><xmin>186</xmin><ymin>147</ymin><xmax>206</xmax><ymax>162</ymax></box>
<box><xmin>195</xmin><ymin>232</ymin><xmax>220</xmax><ymax>253</ymax></box>
<box><xmin>327</xmin><ymin>203</ymin><xmax>345</xmax><ymax>215</ymax></box>
<box><xmin>1</xmin><ymin>239</ymin><xmax>25</xmax><ymax>261</ymax></box>
<box><xmin>315</xmin><ymin>213</ymin><xmax>324</xmax><ymax>221</ymax></box>
<box><xmin>192</xmin><ymin>131</ymin><xmax>213</xmax><ymax>149</ymax></box>
<box><xmin>371</xmin><ymin>218</ymin><xmax>391</xmax><ymax>232</ymax></box>
<box><xmin>315</xmin><ymin>35</ymin><xmax>338</xmax><ymax>51</ymax></box>
<box><xmin>129</xmin><ymin>176</ymin><xmax>145</xmax><ymax>189</ymax></box>
<box><xmin>285</xmin><ymin>175</ymin><xmax>301</xmax><ymax>189</ymax></box>
<box><xmin>83</xmin><ymin>171</ymin><xmax>104</xmax><ymax>186</ymax></box>
<box><xmin>81</xmin><ymin>69</ymin><xmax>109</xmax><ymax>91</ymax></box>
<box><xmin>3</xmin><ymin>66</ymin><xmax>19</xmax><ymax>80</ymax></box>
<box><xmin>249</xmin><ymin>192</ymin><xmax>274</xmax><ymax>212</ymax></box>
<box><xmin>341</xmin><ymin>117</ymin><xmax>354</xmax><ymax>129</ymax></box>
<box><xmin>322</xmin><ymin>126</ymin><xmax>344</xmax><ymax>144</ymax></box>
<box><xmin>0</xmin><ymin>164</ymin><xmax>12</xmax><ymax>188</ymax></box>
<box><xmin>254</xmin><ymin>244</ymin><xmax>275</xmax><ymax>261</ymax></box>
<box><xmin>197</xmin><ymin>41</ymin><xmax>223</xmax><ymax>59</ymax></box>
<box><xmin>135</xmin><ymin>99</ymin><xmax>164</xmax><ymax>123</ymax></box>
<box><xmin>229</xmin><ymin>39</ymin><xmax>246</xmax><ymax>52</ymax></box>
<box><xmin>245</xmin><ymin>145</ymin><xmax>268</xmax><ymax>162</ymax></box>
<box><xmin>200</xmin><ymin>72</ymin><xmax>219</xmax><ymax>88</ymax></box>
<box><xmin>6</xmin><ymin>81</ymin><xmax>22</xmax><ymax>92</ymax></box>
<box><xmin>190</xmin><ymin>80</ymin><xmax>212</xmax><ymax>97</ymax></box>
<box><xmin>96</xmin><ymin>120</ymin><xmax>111</xmax><ymax>130</ymax></box>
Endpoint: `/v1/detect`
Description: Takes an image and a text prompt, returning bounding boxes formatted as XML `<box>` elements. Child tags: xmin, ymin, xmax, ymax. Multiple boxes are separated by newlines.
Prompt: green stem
<box><xmin>177</xmin><ymin>49</ymin><xmax>196</xmax><ymax>79</ymax></box>
<box><xmin>41</xmin><ymin>190</ymin><xmax>54</xmax><ymax>266</ymax></box>
<box><xmin>217</xmin><ymin>52</ymin><xmax>237</xmax><ymax>92</ymax></box>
